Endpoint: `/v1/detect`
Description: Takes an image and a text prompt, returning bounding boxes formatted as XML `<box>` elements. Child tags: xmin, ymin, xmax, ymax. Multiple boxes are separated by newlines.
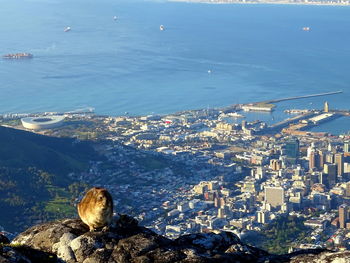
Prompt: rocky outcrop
<box><xmin>0</xmin><ymin>216</ymin><xmax>349</xmax><ymax>262</ymax></box>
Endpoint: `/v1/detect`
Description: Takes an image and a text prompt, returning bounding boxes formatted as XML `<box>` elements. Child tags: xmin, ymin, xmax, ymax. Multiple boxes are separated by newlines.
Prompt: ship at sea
<box><xmin>3</xmin><ymin>53</ymin><xmax>33</xmax><ymax>59</ymax></box>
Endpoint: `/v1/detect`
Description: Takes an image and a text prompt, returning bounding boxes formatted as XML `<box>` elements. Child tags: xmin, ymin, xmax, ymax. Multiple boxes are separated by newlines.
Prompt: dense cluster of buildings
<box><xmin>2</xmin><ymin>101</ymin><xmax>350</xmax><ymax>250</ymax></box>
<box><xmin>145</xmin><ymin>134</ymin><xmax>350</xmax><ymax>249</ymax></box>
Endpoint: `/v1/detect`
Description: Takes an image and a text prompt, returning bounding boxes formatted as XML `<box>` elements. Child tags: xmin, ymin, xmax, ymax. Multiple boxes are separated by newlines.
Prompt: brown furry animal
<box><xmin>77</xmin><ymin>187</ymin><xmax>113</xmax><ymax>231</ymax></box>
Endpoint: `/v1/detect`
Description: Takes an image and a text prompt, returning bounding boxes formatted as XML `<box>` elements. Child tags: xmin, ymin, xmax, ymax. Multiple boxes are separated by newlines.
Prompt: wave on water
<box><xmin>42</xmin><ymin>74</ymin><xmax>87</xmax><ymax>79</ymax></box>
<box><xmin>150</xmin><ymin>54</ymin><xmax>274</xmax><ymax>72</ymax></box>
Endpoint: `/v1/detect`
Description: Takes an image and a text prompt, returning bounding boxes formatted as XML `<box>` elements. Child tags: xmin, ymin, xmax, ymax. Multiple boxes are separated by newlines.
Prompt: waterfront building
<box><xmin>324</xmin><ymin>101</ymin><xmax>329</xmax><ymax>113</ymax></box>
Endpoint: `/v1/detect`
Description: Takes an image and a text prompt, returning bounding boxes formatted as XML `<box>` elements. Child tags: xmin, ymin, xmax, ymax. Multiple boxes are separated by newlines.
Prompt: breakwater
<box><xmin>262</xmin><ymin>90</ymin><xmax>343</xmax><ymax>104</ymax></box>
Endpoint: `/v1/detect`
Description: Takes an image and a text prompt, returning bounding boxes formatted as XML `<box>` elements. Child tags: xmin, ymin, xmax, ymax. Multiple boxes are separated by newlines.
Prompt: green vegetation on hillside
<box><xmin>0</xmin><ymin>126</ymin><xmax>98</xmax><ymax>176</ymax></box>
<box><xmin>0</xmin><ymin>167</ymin><xmax>91</xmax><ymax>232</ymax></box>
<box><xmin>0</xmin><ymin>126</ymin><xmax>99</xmax><ymax>232</ymax></box>
<box><xmin>260</xmin><ymin>215</ymin><xmax>310</xmax><ymax>254</ymax></box>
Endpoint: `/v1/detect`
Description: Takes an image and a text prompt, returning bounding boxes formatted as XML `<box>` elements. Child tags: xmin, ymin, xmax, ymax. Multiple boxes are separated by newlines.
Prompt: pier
<box><xmin>262</xmin><ymin>112</ymin><xmax>315</xmax><ymax>134</ymax></box>
<box><xmin>261</xmin><ymin>90</ymin><xmax>343</xmax><ymax>104</ymax></box>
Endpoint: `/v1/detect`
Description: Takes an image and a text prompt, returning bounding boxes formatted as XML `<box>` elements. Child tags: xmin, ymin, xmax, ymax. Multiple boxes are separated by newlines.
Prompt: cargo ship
<box><xmin>3</xmin><ymin>53</ymin><xmax>33</xmax><ymax>59</ymax></box>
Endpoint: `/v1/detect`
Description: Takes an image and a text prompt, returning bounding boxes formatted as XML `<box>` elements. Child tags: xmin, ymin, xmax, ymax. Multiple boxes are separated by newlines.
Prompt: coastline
<box><xmin>168</xmin><ymin>0</ymin><xmax>350</xmax><ymax>6</ymax></box>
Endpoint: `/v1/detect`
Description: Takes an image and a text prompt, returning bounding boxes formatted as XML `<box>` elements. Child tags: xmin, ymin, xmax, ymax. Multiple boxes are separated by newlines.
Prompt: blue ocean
<box><xmin>1</xmin><ymin>0</ymin><xmax>350</xmax><ymax>133</ymax></box>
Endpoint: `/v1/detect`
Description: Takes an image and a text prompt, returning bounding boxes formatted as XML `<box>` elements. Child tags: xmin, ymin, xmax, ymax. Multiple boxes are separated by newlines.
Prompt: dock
<box><xmin>261</xmin><ymin>90</ymin><xmax>343</xmax><ymax>104</ymax></box>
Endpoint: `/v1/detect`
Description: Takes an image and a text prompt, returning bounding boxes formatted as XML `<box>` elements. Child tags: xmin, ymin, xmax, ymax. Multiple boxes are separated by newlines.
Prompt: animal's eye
<box><xmin>99</xmin><ymin>196</ymin><xmax>103</xmax><ymax>200</ymax></box>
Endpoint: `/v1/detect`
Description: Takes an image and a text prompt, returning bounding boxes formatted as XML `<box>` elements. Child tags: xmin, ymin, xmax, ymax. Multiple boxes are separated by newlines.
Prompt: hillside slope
<box><xmin>0</xmin><ymin>126</ymin><xmax>97</xmax><ymax>176</ymax></box>
<box><xmin>0</xmin><ymin>126</ymin><xmax>100</xmax><ymax>232</ymax></box>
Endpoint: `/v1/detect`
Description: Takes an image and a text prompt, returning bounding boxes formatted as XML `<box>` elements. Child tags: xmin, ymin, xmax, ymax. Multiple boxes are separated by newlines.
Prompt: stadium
<box><xmin>21</xmin><ymin>115</ymin><xmax>65</xmax><ymax>130</ymax></box>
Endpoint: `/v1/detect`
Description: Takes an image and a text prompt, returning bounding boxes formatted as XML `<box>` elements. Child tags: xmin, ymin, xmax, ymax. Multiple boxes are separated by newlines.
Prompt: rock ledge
<box><xmin>0</xmin><ymin>216</ymin><xmax>348</xmax><ymax>263</ymax></box>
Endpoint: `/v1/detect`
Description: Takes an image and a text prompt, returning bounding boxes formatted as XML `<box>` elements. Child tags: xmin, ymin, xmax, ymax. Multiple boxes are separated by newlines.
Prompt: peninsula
<box><xmin>169</xmin><ymin>0</ymin><xmax>350</xmax><ymax>6</ymax></box>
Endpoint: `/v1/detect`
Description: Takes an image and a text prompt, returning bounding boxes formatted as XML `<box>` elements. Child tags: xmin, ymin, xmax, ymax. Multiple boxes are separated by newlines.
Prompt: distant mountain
<box><xmin>0</xmin><ymin>126</ymin><xmax>100</xmax><ymax>232</ymax></box>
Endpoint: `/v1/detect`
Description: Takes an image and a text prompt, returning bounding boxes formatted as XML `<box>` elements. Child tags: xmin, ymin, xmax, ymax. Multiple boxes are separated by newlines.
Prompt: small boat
<box><xmin>226</xmin><ymin>112</ymin><xmax>245</xmax><ymax>118</ymax></box>
<box><xmin>159</xmin><ymin>25</ymin><xmax>165</xmax><ymax>31</ymax></box>
<box><xmin>207</xmin><ymin>69</ymin><xmax>212</xmax><ymax>74</ymax></box>
<box><xmin>113</xmin><ymin>16</ymin><xmax>118</xmax><ymax>20</ymax></box>
<box><xmin>3</xmin><ymin>53</ymin><xmax>33</xmax><ymax>59</ymax></box>
<box><xmin>64</xmin><ymin>26</ymin><xmax>71</xmax><ymax>32</ymax></box>
<box><xmin>302</xmin><ymin>27</ymin><xmax>310</xmax><ymax>31</ymax></box>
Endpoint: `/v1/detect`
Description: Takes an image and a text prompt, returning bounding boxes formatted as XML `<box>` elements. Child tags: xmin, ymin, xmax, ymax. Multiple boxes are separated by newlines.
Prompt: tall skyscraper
<box><xmin>324</xmin><ymin>163</ymin><xmax>337</xmax><ymax>186</ymax></box>
<box><xmin>344</xmin><ymin>141</ymin><xmax>350</xmax><ymax>153</ymax></box>
<box><xmin>334</xmin><ymin>153</ymin><xmax>344</xmax><ymax>177</ymax></box>
<box><xmin>284</xmin><ymin>138</ymin><xmax>299</xmax><ymax>160</ymax></box>
<box><xmin>309</xmin><ymin>151</ymin><xmax>319</xmax><ymax>171</ymax></box>
<box><xmin>309</xmin><ymin>150</ymin><xmax>324</xmax><ymax>171</ymax></box>
<box><xmin>256</xmin><ymin>166</ymin><xmax>265</xmax><ymax>179</ymax></box>
<box><xmin>270</xmin><ymin>159</ymin><xmax>282</xmax><ymax>171</ymax></box>
<box><xmin>325</xmin><ymin>152</ymin><xmax>334</xmax><ymax>164</ymax></box>
<box><xmin>257</xmin><ymin>210</ymin><xmax>268</xmax><ymax>224</ymax></box>
<box><xmin>328</xmin><ymin>143</ymin><xmax>334</xmax><ymax>153</ymax></box>
<box><xmin>241</xmin><ymin>120</ymin><xmax>247</xmax><ymax>130</ymax></box>
<box><xmin>218</xmin><ymin>208</ymin><xmax>225</xmax><ymax>219</ymax></box>
<box><xmin>264</xmin><ymin>186</ymin><xmax>284</xmax><ymax>208</ymax></box>
<box><xmin>319</xmin><ymin>150</ymin><xmax>325</xmax><ymax>169</ymax></box>
<box><xmin>318</xmin><ymin>173</ymin><xmax>329</xmax><ymax>188</ymax></box>
<box><xmin>344</xmin><ymin>163</ymin><xmax>350</xmax><ymax>176</ymax></box>
<box><xmin>339</xmin><ymin>204</ymin><xmax>349</xmax><ymax>229</ymax></box>
<box><xmin>346</xmin><ymin>182</ymin><xmax>350</xmax><ymax>197</ymax></box>
<box><xmin>307</xmin><ymin>142</ymin><xmax>316</xmax><ymax>158</ymax></box>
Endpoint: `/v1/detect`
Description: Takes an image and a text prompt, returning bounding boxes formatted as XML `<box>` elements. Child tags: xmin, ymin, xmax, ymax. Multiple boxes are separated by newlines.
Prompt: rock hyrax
<box><xmin>78</xmin><ymin>187</ymin><xmax>113</xmax><ymax>231</ymax></box>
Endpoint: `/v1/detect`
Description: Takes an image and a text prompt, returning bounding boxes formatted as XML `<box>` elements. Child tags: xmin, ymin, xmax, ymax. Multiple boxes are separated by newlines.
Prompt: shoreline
<box><xmin>168</xmin><ymin>0</ymin><xmax>350</xmax><ymax>6</ymax></box>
